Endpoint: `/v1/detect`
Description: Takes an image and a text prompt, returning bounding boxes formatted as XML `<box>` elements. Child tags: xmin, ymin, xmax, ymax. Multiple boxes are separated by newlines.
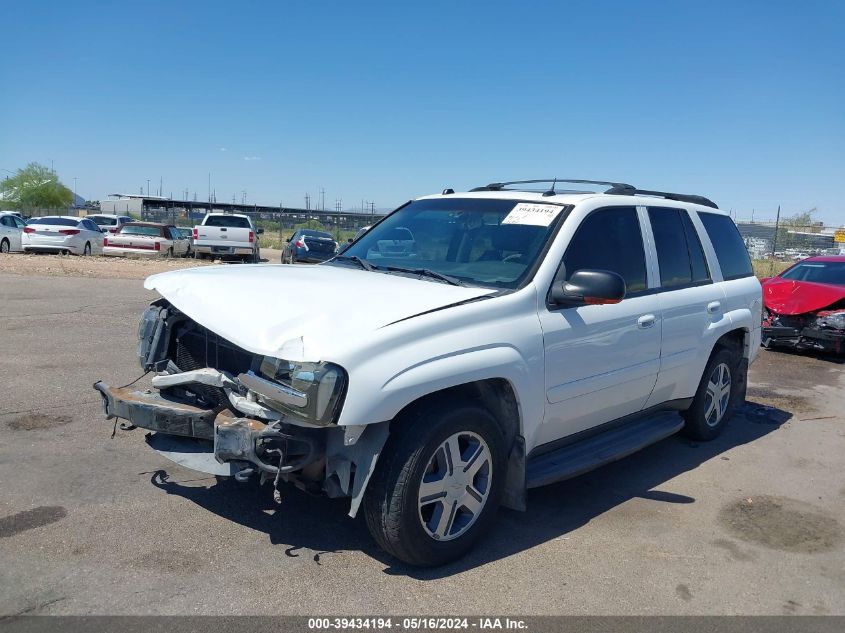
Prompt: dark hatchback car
<box><xmin>282</xmin><ymin>229</ymin><xmax>338</xmax><ymax>264</ymax></box>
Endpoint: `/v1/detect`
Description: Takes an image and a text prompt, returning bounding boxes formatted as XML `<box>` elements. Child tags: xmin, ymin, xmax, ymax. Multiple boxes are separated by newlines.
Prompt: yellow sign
<box><xmin>835</xmin><ymin>229</ymin><xmax>845</xmax><ymax>243</ymax></box>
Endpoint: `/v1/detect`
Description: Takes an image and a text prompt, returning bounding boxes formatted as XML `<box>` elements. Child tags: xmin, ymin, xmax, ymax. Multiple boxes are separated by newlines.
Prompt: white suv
<box><xmin>94</xmin><ymin>179</ymin><xmax>762</xmax><ymax>566</ymax></box>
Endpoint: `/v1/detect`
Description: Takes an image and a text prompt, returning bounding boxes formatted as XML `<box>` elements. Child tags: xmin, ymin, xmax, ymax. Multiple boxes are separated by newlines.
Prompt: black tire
<box><xmin>0</xmin><ymin>238</ymin><xmax>9</xmax><ymax>254</ymax></box>
<box><xmin>682</xmin><ymin>347</ymin><xmax>741</xmax><ymax>441</ymax></box>
<box><xmin>363</xmin><ymin>398</ymin><xmax>506</xmax><ymax>567</ymax></box>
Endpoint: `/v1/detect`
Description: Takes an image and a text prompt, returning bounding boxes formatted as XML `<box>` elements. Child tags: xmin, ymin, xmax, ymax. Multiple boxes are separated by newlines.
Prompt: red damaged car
<box><xmin>761</xmin><ymin>255</ymin><xmax>845</xmax><ymax>354</ymax></box>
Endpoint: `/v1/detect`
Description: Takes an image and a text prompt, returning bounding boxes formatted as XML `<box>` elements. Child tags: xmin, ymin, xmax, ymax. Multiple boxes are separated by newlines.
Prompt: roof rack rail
<box><xmin>605</xmin><ymin>185</ymin><xmax>718</xmax><ymax>209</ymax></box>
<box><xmin>469</xmin><ymin>178</ymin><xmax>718</xmax><ymax>209</ymax></box>
<box><xmin>471</xmin><ymin>179</ymin><xmax>635</xmax><ymax>193</ymax></box>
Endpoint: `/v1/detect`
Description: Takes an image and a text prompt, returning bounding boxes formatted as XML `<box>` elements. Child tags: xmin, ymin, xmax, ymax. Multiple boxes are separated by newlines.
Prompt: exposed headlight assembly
<box><xmin>816</xmin><ymin>310</ymin><xmax>845</xmax><ymax>330</ymax></box>
<box><xmin>238</xmin><ymin>358</ymin><xmax>348</xmax><ymax>426</ymax></box>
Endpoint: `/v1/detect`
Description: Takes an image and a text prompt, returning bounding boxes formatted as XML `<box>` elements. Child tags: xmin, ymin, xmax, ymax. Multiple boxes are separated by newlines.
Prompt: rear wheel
<box><xmin>0</xmin><ymin>239</ymin><xmax>9</xmax><ymax>254</ymax></box>
<box><xmin>364</xmin><ymin>399</ymin><xmax>506</xmax><ymax>566</ymax></box>
<box><xmin>682</xmin><ymin>347</ymin><xmax>739</xmax><ymax>441</ymax></box>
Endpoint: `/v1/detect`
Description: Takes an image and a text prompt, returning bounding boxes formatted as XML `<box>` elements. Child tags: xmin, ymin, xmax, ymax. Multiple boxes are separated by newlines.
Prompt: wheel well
<box><xmin>392</xmin><ymin>379</ymin><xmax>521</xmax><ymax>447</ymax></box>
<box><xmin>714</xmin><ymin>328</ymin><xmax>748</xmax><ymax>361</ymax></box>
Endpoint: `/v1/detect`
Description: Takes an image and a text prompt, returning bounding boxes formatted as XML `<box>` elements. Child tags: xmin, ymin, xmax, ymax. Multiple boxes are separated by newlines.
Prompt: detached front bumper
<box><xmin>93</xmin><ymin>381</ymin><xmax>321</xmax><ymax>477</ymax></box>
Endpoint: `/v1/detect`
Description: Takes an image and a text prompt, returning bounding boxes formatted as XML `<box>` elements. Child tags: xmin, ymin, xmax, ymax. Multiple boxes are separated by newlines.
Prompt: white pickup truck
<box><xmin>193</xmin><ymin>213</ymin><xmax>262</xmax><ymax>263</ymax></box>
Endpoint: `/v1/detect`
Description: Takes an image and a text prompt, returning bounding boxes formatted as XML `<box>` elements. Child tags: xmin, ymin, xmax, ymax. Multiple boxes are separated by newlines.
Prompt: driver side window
<box><xmin>558</xmin><ymin>206</ymin><xmax>647</xmax><ymax>295</ymax></box>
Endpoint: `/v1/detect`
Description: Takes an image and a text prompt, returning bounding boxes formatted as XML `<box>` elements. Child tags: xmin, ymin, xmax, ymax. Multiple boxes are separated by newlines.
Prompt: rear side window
<box><xmin>648</xmin><ymin>208</ymin><xmax>712</xmax><ymax>288</ymax></box>
<box><xmin>561</xmin><ymin>206</ymin><xmax>647</xmax><ymax>294</ymax></box>
<box><xmin>698</xmin><ymin>212</ymin><xmax>753</xmax><ymax>280</ymax></box>
<box><xmin>204</xmin><ymin>215</ymin><xmax>251</xmax><ymax>228</ymax></box>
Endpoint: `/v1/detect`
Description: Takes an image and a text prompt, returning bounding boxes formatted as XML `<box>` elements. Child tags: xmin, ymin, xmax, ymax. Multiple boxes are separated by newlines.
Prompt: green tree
<box><xmin>775</xmin><ymin>208</ymin><xmax>818</xmax><ymax>251</ymax></box>
<box><xmin>0</xmin><ymin>162</ymin><xmax>74</xmax><ymax>211</ymax></box>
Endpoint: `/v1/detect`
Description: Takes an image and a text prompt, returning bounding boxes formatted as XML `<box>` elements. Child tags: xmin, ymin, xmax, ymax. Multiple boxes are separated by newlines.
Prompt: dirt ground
<box><xmin>0</xmin><ymin>249</ymin><xmax>285</xmax><ymax>279</ymax></box>
<box><xmin>0</xmin><ymin>270</ymin><xmax>843</xmax><ymax>616</ymax></box>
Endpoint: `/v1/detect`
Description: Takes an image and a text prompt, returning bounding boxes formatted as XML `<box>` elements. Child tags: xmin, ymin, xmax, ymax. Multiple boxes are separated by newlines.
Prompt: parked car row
<box><xmin>0</xmin><ymin>211</ymin><xmax>195</xmax><ymax>258</ymax></box>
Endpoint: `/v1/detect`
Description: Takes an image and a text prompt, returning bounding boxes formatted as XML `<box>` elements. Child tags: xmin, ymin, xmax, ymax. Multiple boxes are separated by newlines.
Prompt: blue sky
<box><xmin>1</xmin><ymin>0</ymin><xmax>843</xmax><ymax>223</ymax></box>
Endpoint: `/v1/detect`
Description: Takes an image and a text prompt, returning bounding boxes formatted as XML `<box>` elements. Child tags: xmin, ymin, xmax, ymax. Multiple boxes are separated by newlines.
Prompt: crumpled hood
<box><xmin>762</xmin><ymin>277</ymin><xmax>845</xmax><ymax>315</ymax></box>
<box><xmin>144</xmin><ymin>264</ymin><xmax>496</xmax><ymax>361</ymax></box>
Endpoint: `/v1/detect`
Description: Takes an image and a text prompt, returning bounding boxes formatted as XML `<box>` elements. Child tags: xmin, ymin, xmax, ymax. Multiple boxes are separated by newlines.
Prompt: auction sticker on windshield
<box><xmin>501</xmin><ymin>203</ymin><xmax>564</xmax><ymax>227</ymax></box>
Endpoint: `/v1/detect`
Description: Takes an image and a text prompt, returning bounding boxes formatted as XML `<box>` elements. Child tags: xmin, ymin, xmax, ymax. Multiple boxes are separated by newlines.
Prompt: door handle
<box><xmin>637</xmin><ymin>314</ymin><xmax>656</xmax><ymax>329</ymax></box>
<box><xmin>707</xmin><ymin>301</ymin><xmax>721</xmax><ymax>314</ymax></box>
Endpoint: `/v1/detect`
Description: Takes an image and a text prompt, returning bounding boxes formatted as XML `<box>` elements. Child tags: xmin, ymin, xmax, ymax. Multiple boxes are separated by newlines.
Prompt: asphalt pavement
<box><xmin>1</xmin><ymin>272</ymin><xmax>844</xmax><ymax>616</ymax></box>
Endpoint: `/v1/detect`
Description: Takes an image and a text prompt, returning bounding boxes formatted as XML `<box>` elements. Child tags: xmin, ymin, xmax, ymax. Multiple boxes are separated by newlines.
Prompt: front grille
<box><xmin>171</xmin><ymin>323</ymin><xmax>254</xmax><ymax>406</ymax></box>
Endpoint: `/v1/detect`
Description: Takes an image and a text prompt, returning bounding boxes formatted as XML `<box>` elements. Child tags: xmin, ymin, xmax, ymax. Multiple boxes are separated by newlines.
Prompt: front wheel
<box><xmin>364</xmin><ymin>399</ymin><xmax>506</xmax><ymax>566</ymax></box>
<box><xmin>0</xmin><ymin>239</ymin><xmax>9</xmax><ymax>254</ymax></box>
<box><xmin>682</xmin><ymin>347</ymin><xmax>740</xmax><ymax>441</ymax></box>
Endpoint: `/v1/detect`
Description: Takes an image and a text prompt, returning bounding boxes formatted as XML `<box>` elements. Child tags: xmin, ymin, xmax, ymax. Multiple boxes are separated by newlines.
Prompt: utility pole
<box><xmin>335</xmin><ymin>199</ymin><xmax>342</xmax><ymax>240</ymax></box>
<box><xmin>147</xmin><ymin>179</ymin><xmax>150</xmax><ymax>196</ymax></box>
<box><xmin>320</xmin><ymin>187</ymin><xmax>325</xmax><ymax>211</ymax></box>
<box><xmin>305</xmin><ymin>193</ymin><xmax>311</xmax><ymax>211</ymax></box>
<box><xmin>159</xmin><ymin>176</ymin><xmax>163</xmax><ymax>197</ymax></box>
<box><xmin>72</xmin><ymin>177</ymin><xmax>77</xmax><ymax>208</ymax></box>
<box><xmin>771</xmin><ymin>204</ymin><xmax>781</xmax><ymax>261</ymax></box>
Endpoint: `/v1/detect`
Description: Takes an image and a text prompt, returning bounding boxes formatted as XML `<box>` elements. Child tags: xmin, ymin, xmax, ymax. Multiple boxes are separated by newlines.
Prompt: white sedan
<box><xmin>0</xmin><ymin>212</ymin><xmax>27</xmax><ymax>253</ymax></box>
<box><xmin>103</xmin><ymin>222</ymin><xmax>191</xmax><ymax>257</ymax></box>
<box><xmin>22</xmin><ymin>216</ymin><xmax>104</xmax><ymax>255</ymax></box>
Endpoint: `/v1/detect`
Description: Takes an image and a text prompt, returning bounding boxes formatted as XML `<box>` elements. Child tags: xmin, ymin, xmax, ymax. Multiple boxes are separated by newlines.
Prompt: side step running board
<box><xmin>526</xmin><ymin>412</ymin><xmax>684</xmax><ymax>489</ymax></box>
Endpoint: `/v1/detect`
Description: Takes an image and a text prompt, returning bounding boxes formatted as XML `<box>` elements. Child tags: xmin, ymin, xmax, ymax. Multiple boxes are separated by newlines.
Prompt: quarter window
<box><xmin>698</xmin><ymin>212</ymin><xmax>753</xmax><ymax>280</ymax></box>
<box><xmin>560</xmin><ymin>207</ymin><xmax>647</xmax><ymax>295</ymax></box>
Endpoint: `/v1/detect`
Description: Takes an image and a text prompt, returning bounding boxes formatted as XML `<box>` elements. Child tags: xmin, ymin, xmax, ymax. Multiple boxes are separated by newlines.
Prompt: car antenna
<box><xmin>542</xmin><ymin>178</ymin><xmax>557</xmax><ymax>197</ymax></box>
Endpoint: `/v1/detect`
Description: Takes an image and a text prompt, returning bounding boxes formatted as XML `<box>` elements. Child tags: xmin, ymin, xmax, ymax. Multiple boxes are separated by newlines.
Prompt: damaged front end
<box><xmin>762</xmin><ymin>307</ymin><xmax>845</xmax><ymax>354</ymax></box>
<box><xmin>93</xmin><ymin>299</ymin><xmax>388</xmax><ymax>516</ymax></box>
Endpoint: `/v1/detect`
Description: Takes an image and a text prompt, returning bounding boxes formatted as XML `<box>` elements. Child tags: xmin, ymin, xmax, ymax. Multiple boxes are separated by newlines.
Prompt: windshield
<box><xmin>780</xmin><ymin>261</ymin><xmax>845</xmax><ymax>286</ymax></box>
<box><xmin>333</xmin><ymin>198</ymin><xmax>568</xmax><ymax>288</ymax></box>
<box><xmin>119</xmin><ymin>225</ymin><xmax>162</xmax><ymax>236</ymax></box>
<box><xmin>89</xmin><ymin>216</ymin><xmax>117</xmax><ymax>226</ymax></box>
<box><xmin>204</xmin><ymin>215</ymin><xmax>251</xmax><ymax>228</ymax></box>
<box><xmin>28</xmin><ymin>217</ymin><xmax>79</xmax><ymax>227</ymax></box>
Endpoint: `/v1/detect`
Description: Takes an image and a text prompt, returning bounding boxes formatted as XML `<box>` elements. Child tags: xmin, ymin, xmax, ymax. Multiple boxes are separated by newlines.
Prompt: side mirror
<box><xmin>256</xmin><ymin>228</ymin><xmax>264</xmax><ymax>235</ymax></box>
<box><xmin>286</xmin><ymin>236</ymin><xmax>292</xmax><ymax>243</ymax></box>
<box><xmin>550</xmin><ymin>269</ymin><xmax>626</xmax><ymax>307</ymax></box>
<box><xmin>347</xmin><ymin>238</ymin><xmax>354</xmax><ymax>243</ymax></box>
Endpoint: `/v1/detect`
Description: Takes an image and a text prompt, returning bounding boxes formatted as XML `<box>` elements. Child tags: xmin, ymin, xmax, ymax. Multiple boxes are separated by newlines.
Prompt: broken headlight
<box><xmin>256</xmin><ymin>357</ymin><xmax>348</xmax><ymax>426</ymax></box>
<box><xmin>816</xmin><ymin>311</ymin><xmax>845</xmax><ymax>330</ymax></box>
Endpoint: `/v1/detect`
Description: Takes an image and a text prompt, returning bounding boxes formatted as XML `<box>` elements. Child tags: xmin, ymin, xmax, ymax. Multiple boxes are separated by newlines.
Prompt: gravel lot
<box><xmin>0</xmin><ymin>264</ymin><xmax>843</xmax><ymax>616</ymax></box>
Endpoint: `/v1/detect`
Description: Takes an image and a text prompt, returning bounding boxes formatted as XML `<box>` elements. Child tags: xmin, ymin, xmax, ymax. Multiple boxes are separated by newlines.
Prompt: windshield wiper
<box><xmin>384</xmin><ymin>266</ymin><xmax>465</xmax><ymax>287</ymax></box>
<box><xmin>336</xmin><ymin>255</ymin><xmax>377</xmax><ymax>271</ymax></box>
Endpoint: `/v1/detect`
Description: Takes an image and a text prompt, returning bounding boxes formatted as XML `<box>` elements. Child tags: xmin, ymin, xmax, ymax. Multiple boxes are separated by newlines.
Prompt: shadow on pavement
<box><xmin>150</xmin><ymin>402</ymin><xmax>790</xmax><ymax>578</ymax></box>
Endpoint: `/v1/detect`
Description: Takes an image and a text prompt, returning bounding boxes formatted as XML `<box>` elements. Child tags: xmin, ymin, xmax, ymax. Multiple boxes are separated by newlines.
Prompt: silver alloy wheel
<box><xmin>0</xmin><ymin>239</ymin><xmax>9</xmax><ymax>253</ymax></box>
<box><xmin>704</xmin><ymin>362</ymin><xmax>732</xmax><ymax>427</ymax></box>
<box><xmin>417</xmin><ymin>431</ymin><xmax>492</xmax><ymax>541</ymax></box>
